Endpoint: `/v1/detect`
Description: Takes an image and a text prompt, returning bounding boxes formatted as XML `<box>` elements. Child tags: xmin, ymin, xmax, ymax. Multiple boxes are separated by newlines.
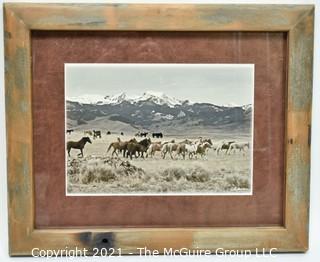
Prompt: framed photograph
<box><xmin>4</xmin><ymin>3</ymin><xmax>314</xmax><ymax>256</ymax></box>
<box><xmin>65</xmin><ymin>63</ymin><xmax>254</xmax><ymax>195</ymax></box>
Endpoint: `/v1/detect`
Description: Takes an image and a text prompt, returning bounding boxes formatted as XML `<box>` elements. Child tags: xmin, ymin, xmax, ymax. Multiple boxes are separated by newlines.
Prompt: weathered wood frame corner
<box><xmin>4</xmin><ymin>3</ymin><xmax>314</xmax><ymax>256</ymax></box>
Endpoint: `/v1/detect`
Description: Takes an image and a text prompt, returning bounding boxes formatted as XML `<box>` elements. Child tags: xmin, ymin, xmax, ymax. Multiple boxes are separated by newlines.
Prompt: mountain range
<box><xmin>67</xmin><ymin>91</ymin><xmax>252</xmax><ymax>133</ymax></box>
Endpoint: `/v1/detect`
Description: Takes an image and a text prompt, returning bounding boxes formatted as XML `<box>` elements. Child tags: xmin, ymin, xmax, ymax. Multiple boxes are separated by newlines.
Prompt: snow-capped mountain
<box><xmin>68</xmin><ymin>91</ymin><xmax>189</xmax><ymax>108</ymax></box>
<box><xmin>137</xmin><ymin>91</ymin><xmax>186</xmax><ymax>107</ymax></box>
<box><xmin>68</xmin><ymin>94</ymin><xmax>106</xmax><ymax>105</ymax></box>
<box><xmin>103</xmin><ymin>92</ymin><xmax>132</xmax><ymax>105</ymax></box>
<box><xmin>66</xmin><ymin>92</ymin><xmax>252</xmax><ymax>132</ymax></box>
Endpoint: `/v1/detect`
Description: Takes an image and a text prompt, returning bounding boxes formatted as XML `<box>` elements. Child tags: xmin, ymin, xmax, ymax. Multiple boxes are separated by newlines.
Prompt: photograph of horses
<box><xmin>65</xmin><ymin>63</ymin><xmax>254</xmax><ymax>195</ymax></box>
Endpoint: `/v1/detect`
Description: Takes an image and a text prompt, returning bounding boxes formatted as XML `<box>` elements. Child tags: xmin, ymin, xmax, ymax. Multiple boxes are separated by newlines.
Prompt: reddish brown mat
<box><xmin>32</xmin><ymin>31</ymin><xmax>287</xmax><ymax>228</ymax></box>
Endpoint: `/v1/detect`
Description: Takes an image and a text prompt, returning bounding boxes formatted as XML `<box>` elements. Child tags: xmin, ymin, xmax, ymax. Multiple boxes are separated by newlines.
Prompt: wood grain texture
<box><xmin>4</xmin><ymin>3</ymin><xmax>314</xmax><ymax>256</ymax></box>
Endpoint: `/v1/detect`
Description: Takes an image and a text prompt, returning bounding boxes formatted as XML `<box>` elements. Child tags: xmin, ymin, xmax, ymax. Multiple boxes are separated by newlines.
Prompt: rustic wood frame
<box><xmin>4</xmin><ymin>3</ymin><xmax>314</xmax><ymax>256</ymax></box>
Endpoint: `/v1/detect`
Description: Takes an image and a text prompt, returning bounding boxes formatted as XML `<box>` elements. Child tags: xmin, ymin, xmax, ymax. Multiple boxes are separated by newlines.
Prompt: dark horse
<box><xmin>126</xmin><ymin>138</ymin><xmax>152</xmax><ymax>160</ymax></box>
<box><xmin>218</xmin><ymin>141</ymin><xmax>235</xmax><ymax>154</ymax></box>
<box><xmin>66</xmin><ymin>129</ymin><xmax>74</xmax><ymax>135</ymax></box>
<box><xmin>67</xmin><ymin>137</ymin><xmax>92</xmax><ymax>157</ymax></box>
<box><xmin>152</xmin><ymin>132</ymin><xmax>163</xmax><ymax>138</ymax></box>
<box><xmin>93</xmin><ymin>130</ymin><xmax>102</xmax><ymax>139</ymax></box>
<box><xmin>135</xmin><ymin>131</ymin><xmax>148</xmax><ymax>137</ymax></box>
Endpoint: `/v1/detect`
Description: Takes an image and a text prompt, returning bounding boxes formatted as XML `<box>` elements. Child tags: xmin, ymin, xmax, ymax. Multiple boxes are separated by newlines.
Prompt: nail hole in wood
<box><xmin>102</xmin><ymin>238</ymin><xmax>109</xmax><ymax>244</ymax></box>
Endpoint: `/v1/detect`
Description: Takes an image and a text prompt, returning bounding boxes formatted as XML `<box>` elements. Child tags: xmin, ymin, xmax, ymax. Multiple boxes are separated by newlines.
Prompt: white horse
<box><xmin>210</xmin><ymin>141</ymin><xmax>223</xmax><ymax>154</ymax></box>
<box><xmin>185</xmin><ymin>142</ymin><xmax>201</xmax><ymax>159</ymax></box>
<box><xmin>161</xmin><ymin>141</ymin><xmax>179</xmax><ymax>159</ymax></box>
<box><xmin>228</xmin><ymin>142</ymin><xmax>250</xmax><ymax>155</ymax></box>
<box><xmin>161</xmin><ymin>140</ymin><xmax>193</xmax><ymax>160</ymax></box>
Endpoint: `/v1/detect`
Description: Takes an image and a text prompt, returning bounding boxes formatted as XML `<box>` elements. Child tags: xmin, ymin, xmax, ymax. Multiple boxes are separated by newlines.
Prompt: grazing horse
<box><xmin>66</xmin><ymin>129</ymin><xmax>74</xmax><ymax>135</ymax></box>
<box><xmin>126</xmin><ymin>138</ymin><xmax>152</xmax><ymax>160</ymax></box>
<box><xmin>107</xmin><ymin>138</ymin><xmax>137</xmax><ymax>157</ymax></box>
<box><xmin>228</xmin><ymin>142</ymin><xmax>250</xmax><ymax>155</ymax></box>
<box><xmin>152</xmin><ymin>132</ymin><xmax>163</xmax><ymax>138</ymax></box>
<box><xmin>67</xmin><ymin>137</ymin><xmax>92</xmax><ymax>157</ymax></box>
<box><xmin>93</xmin><ymin>130</ymin><xmax>102</xmax><ymax>139</ymax></box>
<box><xmin>84</xmin><ymin>130</ymin><xmax>93</xmax><ymax>136</ymax></box>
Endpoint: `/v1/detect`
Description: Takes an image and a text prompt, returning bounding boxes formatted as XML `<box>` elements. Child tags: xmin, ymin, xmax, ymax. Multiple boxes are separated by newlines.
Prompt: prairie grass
<box><xmin>67</xmin><ymin>155</ymin><xmax>250</xmax><ymax>194</ymax></box>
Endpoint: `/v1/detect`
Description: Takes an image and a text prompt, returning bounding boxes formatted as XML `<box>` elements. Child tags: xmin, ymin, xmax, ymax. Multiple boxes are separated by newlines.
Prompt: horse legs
<box><xmin>112</xmin><ymin>149</ymin><xmax>118</xmax><ymax>157</ymax></box>
<box><xmin>78</xmin><ymin>149</ymin><xmax>83</xmax><ymax>157</ymax></box>
<box><xmin>240</xmin><ymin>148</ymin><xmax>245</xmax><ymax>156</ymax></box>
<box><xmin>162</xmin><ymin>150</ymin><xmax>166</xmax><ymax>159</ymax></box>
<box><xmin>67</xmin><ymin>148</ymin><xmax>71</xmax><ymax>157</ymax></box>
<box><xmin>170</xmin><ymin>151</ymin><xmax>174</xmax><ymax>160</ymax></box>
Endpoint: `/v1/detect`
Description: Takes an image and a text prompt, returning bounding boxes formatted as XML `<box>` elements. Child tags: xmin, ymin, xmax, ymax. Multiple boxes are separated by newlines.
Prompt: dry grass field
<box><xmin>66</xmin><ymin>131</ymin><xmax>251</xmax><ymax>194</ymax></box>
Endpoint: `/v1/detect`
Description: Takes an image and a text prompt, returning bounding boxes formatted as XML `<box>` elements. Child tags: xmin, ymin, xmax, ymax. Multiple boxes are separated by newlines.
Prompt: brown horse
<box><xmin>146</xmin><ymin>142</ymin><xmax>162</xmax><ymax>158</ymax></box>
<box><xmin>196</xmin><ymin>142</ymin><xmax>212</xmax><ymax>158</ymax></box>
<box><xmin>67</xmin><ymin>137</ymin><xmax>92</xmax><ymax>157</ymax></box>
<box><xmin>107</xmin><ymin>138</ymin><xmax>137</xmax><ymax>157</ymax></box>
<box><xmin>126</xmin><ymin>138</ymin><xmax>152</xmax><ymax>160</ymax></box>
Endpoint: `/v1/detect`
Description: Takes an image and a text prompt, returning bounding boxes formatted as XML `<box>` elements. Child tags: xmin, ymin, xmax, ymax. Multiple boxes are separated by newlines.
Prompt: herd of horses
<box><xmin>67</xmin><ymin>129</ymin><xmax>163</xmax><ymax>138</ymax></box>
<box><xmin>66</xmin><ymin>134</ymin><xmax>250</xmax><ymax>160</ymax></box>
<box><xmin>135</xmin><ymin>132</ymin><xmax>163</xmax><ymax>138</ymax></box>
<box><xmin>107</xmin><ymin>137</ymin><xmax>249</xmax><ymax>160</ymax></box>
<box><xmin>66</xmin><ymin>129</ymin><xmax>250</xmax><ymax>159</ymax></box>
